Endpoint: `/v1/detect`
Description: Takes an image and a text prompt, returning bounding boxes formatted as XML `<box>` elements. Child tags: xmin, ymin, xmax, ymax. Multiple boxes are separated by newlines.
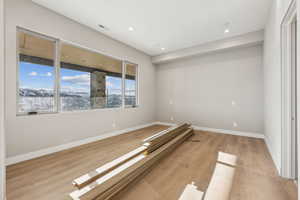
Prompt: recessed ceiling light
<box><xmin>224</xmin><ymin>29</ymin><xmax>230</xmax><ymax>33</ymax></box>
<box><xmin>128</xmin><ymin>27</ymin><xmax>134</xmax><ymax>31</ymax></box>
<box><xmin>161</xmin><ymin>47</ymin><xmax>165</xmax><ymax>50</ymax></box>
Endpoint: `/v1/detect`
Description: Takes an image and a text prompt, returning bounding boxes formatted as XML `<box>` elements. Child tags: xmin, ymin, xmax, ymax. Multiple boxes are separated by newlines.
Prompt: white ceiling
<box><xmin>33</xmin><ymin>0</ymin><xmax>272</xmax><ymax>56</ymax></box>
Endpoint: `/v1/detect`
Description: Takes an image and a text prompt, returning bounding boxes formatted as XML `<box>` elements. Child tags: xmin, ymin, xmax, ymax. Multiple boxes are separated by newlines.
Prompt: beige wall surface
<box><xmin>298</xmin><ymin>0</ymin><xmax>300</xmax><ymax>196</ymax></box>
<box><xmin>156</xmin><ymin>45</ymin><xmax>264</xmax><ymax>134</ymax></box>
<box><xmin>0</xmin><ymin>0</ymin><xmax>5</xmax><ymax>198</ymax></box>
<box><xmin>263</xmin><ymin>0</ymin><xmax>294</xmax><ymax>172</ymax></box>
<box><xmin>5</xmin><ymin>0</ymin><xmax>156</xmax><ymax>157</ymax></box>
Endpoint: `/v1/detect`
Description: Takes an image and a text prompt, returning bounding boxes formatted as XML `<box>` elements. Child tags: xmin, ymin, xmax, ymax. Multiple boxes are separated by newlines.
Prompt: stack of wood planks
<box><xmin>143</xmin><ymin>123</ymin><xmax>190</xmax><ymax>153</ymax></box>
<box><xmin>72</xmin><ymin>146</ymin><xmax>148</xmax><ymax>189</ymax></box>
<box><xmin>69</xmin><ymin>123</ymin><xmax>193</xmax><ymax>200</ymax></box>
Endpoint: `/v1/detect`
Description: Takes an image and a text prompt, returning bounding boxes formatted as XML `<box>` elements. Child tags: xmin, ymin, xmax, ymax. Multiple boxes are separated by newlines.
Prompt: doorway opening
<box><xmin>291</xmin><ymin>16</ymin><xmax>297</xmax><ymax>181</ymax></box>
<box><xmin>281</xmin><ymin>0</ymin><xmax>297</xmax><ymax>180</ymax></box>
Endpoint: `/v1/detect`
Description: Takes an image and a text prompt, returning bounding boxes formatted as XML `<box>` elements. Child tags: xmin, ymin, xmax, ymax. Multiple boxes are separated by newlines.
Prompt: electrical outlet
<box><xmin>112</xmin><ymin>122</ymin><xmax>116</xmax><ymax>128</ymax></box>
<box><xmin>169</xmin><ymin>100</ymin><xmax>173</xmax><ymax>105</ymax></box>
<box><xmin>233</xmin><ymin>122</ymin><xmax>238</xmax><ymax>127</ymax></box>
<box><xmin>232</xmin><ymin>101</ymin><xmax>236</xmax><ymax>106</ymax></box>
<box><xmin>170</xmin><ymin>116</ymin><xmax>174</xmax><ymax>121</ymax></box>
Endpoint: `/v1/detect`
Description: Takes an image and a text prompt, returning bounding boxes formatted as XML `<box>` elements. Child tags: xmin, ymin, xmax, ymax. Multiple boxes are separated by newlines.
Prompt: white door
<box><xmin>0</xmin><ymin>0</ymin><xmax>5</xmax><ymax>198</ymax></box>
<box><xmin>291</xmin><ymin>18</ymin><xmax>298</xmax><ymax>181</ymax></box>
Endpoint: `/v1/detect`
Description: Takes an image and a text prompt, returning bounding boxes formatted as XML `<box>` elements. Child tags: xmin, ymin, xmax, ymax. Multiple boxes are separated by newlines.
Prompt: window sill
<box><xmin>17</xmin><ymin>111</ymin><xmax>59</xmax><ymax>117</ymax></box>
<box><xmin>16</xmin><ymin>105</ymin><xmax>140</xmax><ymax>117</ymax></box>
<box><xmin>124</xmin><ymin>105</ymin><xmax>140</xmax><ymax>109</ymax></box>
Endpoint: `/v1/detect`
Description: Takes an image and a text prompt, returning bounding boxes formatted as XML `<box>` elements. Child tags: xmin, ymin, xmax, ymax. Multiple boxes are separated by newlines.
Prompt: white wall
<box><xmin>263</xmin><ymin>0</ymin><xmax>294</xmax><ymax>173</ymax></box>
<box><xmin>298</xmin><ymin>0</ymin><xmax>300</xmax><ymax>197</ymax></box>
<box><xmin>156</xmin><ymin>45</ymin><xmax>264</xmax><ymax>134</ymax></box>
<box><xmin>0</xmin><ymin>0</ymin><xmax>5</xmax><ymax>198</ymax></box>
<box><xmin>5</xmin><ymin>0</ymin><xmax>156</xmax><ymax>157</ymax></box>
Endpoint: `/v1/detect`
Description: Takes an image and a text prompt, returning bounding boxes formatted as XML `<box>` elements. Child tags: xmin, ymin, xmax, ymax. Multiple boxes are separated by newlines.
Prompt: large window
<box><xmin>17</xmin><ymin>29</ymin><xmax>57</xmax><ymax>114</ymax></box>
<box><xmin>60</xmin><ymin>43</ymin><xmax>123</xmax><ymax>111</ymax></box>
<box><xmin>124</xmin><ymin>62</ymin><xmax>138</xmax><ymax>107</ymax></box>
<box><xmin>17</xmin><ymin>28</ymin><xmax>138</xmax><ymax>115</ymax></box>
<box><xmin>60</xmin><ymin>67</ymin><xmax>91</xmax><ymax>111</ymax></box>
<box><xmin>105</xmin><ymin>75</ymin><xmax>122</xmax><ymax>108</ymax></box>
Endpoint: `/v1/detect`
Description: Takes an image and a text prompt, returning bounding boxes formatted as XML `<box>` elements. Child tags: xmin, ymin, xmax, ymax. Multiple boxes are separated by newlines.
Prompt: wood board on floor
<box><xmin>73</xmin><ymin>146</ymin><xmax>147</xmax><ymax>189</ymax></box>
<box><xmin>178</xmin><ymin>182</ymin><xmax>204</xmax><ymax>200</ymax></box>
<box><xmin>69</xmin><ymin>128</ymin><xmax>194</xmax><ymax>200</ymax></box>
<box><xmin>6</xmin><ymin>125</ymin><xmax>297</xmax><ymax>200</ymax></box>
<box><xmin>73</xmin><ymin>123</ymin><xmax>190</xmax><ymax>191</ymax></box>
<box><xmin>145</xmin><ymin>123</ymin><xmax>190</xmax><ymax>153</ymax></box>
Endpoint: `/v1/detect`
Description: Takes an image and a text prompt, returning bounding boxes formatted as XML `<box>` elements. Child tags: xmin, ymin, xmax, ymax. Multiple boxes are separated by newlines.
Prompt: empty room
<box><xmin>0</xmin><ymin>0</ymin><xmax>300</xmax><ymax>199</ymax></box>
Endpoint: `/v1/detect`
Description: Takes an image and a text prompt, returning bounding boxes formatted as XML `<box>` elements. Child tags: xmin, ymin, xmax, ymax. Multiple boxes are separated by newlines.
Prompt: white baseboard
<box><xmin>157</xmin><ymin>121</ymin><xmax>281</xmax><ymax>175</ymax></box>
<box><xmin>5</xmin><ymin>121</ymin><xmax>265</xmax><ymax>166</ymax></box>
<box><xmin>155</xmin><ymin>121</ymin><xmax>264</xmax><ymax>139</ymax></box>
<box><xmin>264</xmin><ymin>134</ymin><xmax>281</xmax><ymax>174</ymax></box>
<box><xmin>154</xmin><ymin>121</ymin><xmax>176</xmax><ymax>127</ymax></box>
<box><xmin>6</xmin><ymin>122</ymin><xmax>157</xmax><ymax>166</ymax></box>
<box><xmin>192</xmin><ymin>125</ymin><xmax>264</xmax><ymax>139</ymax></box>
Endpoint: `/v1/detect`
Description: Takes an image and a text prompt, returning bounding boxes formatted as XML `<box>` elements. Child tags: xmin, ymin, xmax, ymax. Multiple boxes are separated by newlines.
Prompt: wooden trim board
<box><xmin>204</xmin><ymin>163</ymin><xmax>235</xmax><ymax>200</ymax></box>
<box><xmin>70</xmin><ymin>154</ymin><xmax>147</xmax><ymax>200</ymax></box>
<box><xmin>179</xmin><ymin>182</ymin><xmax>204</xmax><ymax>200</ymax></box>
<box><xmin>142</xmin><ymin>125</ymin><xmax>177</xmax><ymax>143</ymax></box>
<box><xmin>217</xmin><ymin>152</ymin><xmax>237</xmax><ymax>167</ymax></box>
<box><xmin>73</xmin><ymin>146</ymin><xmax>147</xmax><ymax>189</ymax></box>
<box><xmin>69</xmin><ymin>128</ymin><xmax>194</xmax><ymax>200</ymax></box>
<box><xmin>73</xmin><ymin>123</ymin><xmax>188</xmax><ymax>189</ymax></box>
<box><xmin>145</xmin><ymin>123</ymin><xmax>190</xmax><ymax>153</ymax></box>
<box><xmin>92</xmin><ymin>129</ymin><xmax>194</xmax><ymax>200</ymax></box>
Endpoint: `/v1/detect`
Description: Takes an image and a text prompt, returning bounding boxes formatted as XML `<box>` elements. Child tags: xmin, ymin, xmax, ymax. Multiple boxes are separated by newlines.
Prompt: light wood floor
<box><xmin>6</xmin><ymin>125</ymin><xmax>297</xmax><ymax>200</ymax></box>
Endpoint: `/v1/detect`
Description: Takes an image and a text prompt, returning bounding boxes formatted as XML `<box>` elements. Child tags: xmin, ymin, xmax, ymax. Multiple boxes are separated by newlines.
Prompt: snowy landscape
<box><xmin>18</xmin><ymin>88</ymin><xmax>135</xmax><ymax>113</ymax></box>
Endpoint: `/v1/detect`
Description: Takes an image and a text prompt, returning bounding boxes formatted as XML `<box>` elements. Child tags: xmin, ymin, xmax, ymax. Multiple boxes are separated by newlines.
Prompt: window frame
<box><xmin>16</xmin><ymin>27</ymin><xmax>60</xmax><ymax>116</ymax></box>
<box><xmin>123</xmin><ymin>61</ymin><xmax>139</xmax><ymax>108</ymax></box>
<box><xmin>59</xmin><ymin>40</ymin><xmax>124</xmax><ymax>112</ymax></box>
<box><xmin>16</xmin><ymin>27</ymin><xmax>139</xmax><ymax>116</ymax></box>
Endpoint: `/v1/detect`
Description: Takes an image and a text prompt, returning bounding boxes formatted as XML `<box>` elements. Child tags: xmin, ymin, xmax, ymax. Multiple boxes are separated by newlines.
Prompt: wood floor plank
<box><xmin>6</xmin><ymin>125</ymin><xmax>297</xmax><ymax>200</ymax></box>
